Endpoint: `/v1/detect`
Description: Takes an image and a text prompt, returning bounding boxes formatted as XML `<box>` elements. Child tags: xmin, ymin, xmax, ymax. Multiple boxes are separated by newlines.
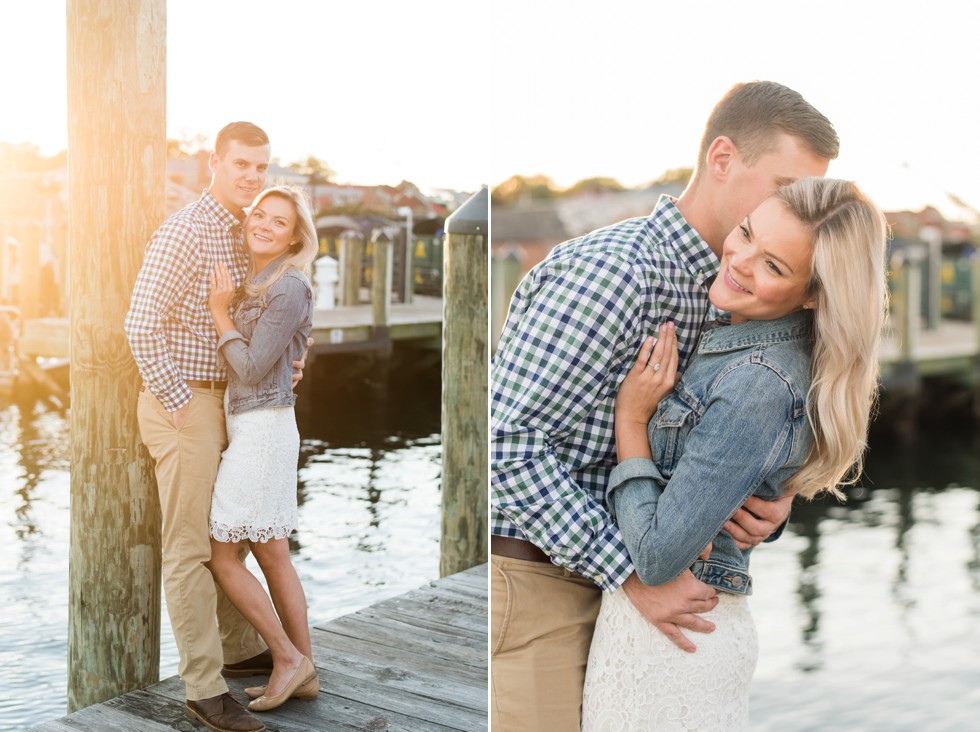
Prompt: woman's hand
<box><xmin>208</xmin><ymin>261</ymin><xmax>235</xmax><ymax>314</ymax></box>
<box><xmin>615</xmin><ymin>322</ymin><xmax>679</xmax><ymax>428</ymax></box>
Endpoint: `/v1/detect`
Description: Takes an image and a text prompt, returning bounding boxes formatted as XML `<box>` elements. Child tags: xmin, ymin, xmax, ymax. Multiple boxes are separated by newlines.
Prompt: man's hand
<box><xmin>171</xmin><ymin>400</ymin><xmax>191</xmax><ymax>430</ymax></box>
<box><xmin>292</xmin><ymin>336</ymin><xmax>314</xmax><ymax>389</ymax></box>
<box><xmin>723</xmin><ymin>492</ymin><xmax>793</xmax><ymax>550</ymax></box>
<box><xmin>620</xmin><ymin>570</ymin><xmax>718</xmax><ymax>653</ymax></box>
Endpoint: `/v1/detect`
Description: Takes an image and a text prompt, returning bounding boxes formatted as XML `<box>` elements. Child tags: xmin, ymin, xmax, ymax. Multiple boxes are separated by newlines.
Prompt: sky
<box><xmin>4</xmin><ymin>2</ymin><xmax>980</xmax><ymax>218</ymax></box>
<box><xmin>0</xmin><ymin>0</ymin><xmax>490</xmax><ymax>193</ymax></box>
<box><xmin>487</xmin><ymin>0</ymin><xmax>980</xmax><ymax>221</ymax></box>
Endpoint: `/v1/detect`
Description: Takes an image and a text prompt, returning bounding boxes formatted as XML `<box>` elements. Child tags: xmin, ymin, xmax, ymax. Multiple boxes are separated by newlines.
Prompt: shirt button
<box><xmin>695</xmin><ymin>272</ymin><xmax>705</xmax><ymax>285</ymax></box>
<box><xmin>731</xmin><ymin>576</ymin><xmax>743</xmax><ymax>587</ymax></box>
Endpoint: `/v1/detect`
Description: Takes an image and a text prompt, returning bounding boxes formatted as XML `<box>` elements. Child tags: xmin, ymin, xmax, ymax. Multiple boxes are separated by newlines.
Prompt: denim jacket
<box><xmin>216</xmin><ymin>259</ymin><xmax>313</xmax><ymax>416</ymax></box>
<box><xmin>607</xmin><ymin>310</ymin><xmax>815</xmax><ymax>595</ymax></box>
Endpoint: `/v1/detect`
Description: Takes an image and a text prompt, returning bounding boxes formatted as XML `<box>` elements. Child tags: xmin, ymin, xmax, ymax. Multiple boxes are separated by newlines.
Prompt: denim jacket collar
<box><xmin>697</xmin><ymin>310</ymin><xmax>813</xmax><ymax>355</ymax></box>
<box><xmin>248</xmin><ymin>253</ymin><xmax>293</xmax><ymax>287</ymax></box>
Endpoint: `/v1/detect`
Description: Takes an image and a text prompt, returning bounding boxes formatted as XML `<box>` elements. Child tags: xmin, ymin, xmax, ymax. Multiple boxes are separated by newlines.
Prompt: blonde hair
<box><xmin>242</xmin><ymin>185</ymin><xmax>318</xmax><ymax>299</ymax></box>
<box><xmin>775</xmin><ymin>178</ymin><xmax>888</xmax><ymax>500</ymax></box>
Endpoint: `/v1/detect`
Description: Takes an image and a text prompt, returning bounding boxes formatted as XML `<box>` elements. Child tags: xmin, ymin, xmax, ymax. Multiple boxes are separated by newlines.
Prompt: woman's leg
<box><xmin>250</xmin><ymin>537</ymin><xmax>312</xmax><ymax>660</ymax></box>
<box><xmin>206</xmin><ymin>538</ymin><xmax>304</xmax><ymax>694</ymax></box>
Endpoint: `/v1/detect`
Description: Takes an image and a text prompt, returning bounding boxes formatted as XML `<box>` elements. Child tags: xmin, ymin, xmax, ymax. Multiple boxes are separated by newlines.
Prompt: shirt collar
<box><xmin>698</xmin><ymin>310</ymin><xmax>814</xmax><ymax>354</ymax></box>
<box><xmin>200</xmin><ymin>189</ymin><xmax>243</xmax><ymax>232</ymax></box>
<box><xmin>649</xmin><ymin>194</ymin><xmax>719</xmax><ymax>286</ymax></box>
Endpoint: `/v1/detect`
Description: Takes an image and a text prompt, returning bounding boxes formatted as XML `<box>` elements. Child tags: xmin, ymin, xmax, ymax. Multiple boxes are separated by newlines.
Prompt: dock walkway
<box><xmin>30</xmin><ymin>563</ymin><xmax>487</xmax><ymax>732</ymax></box>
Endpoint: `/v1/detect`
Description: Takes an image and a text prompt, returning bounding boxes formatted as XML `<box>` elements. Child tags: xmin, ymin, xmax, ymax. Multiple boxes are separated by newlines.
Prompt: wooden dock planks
<box><xmin>29</xmin><ymin>563</ymin><xmax>487</xmax><ymax>732</ymax></box>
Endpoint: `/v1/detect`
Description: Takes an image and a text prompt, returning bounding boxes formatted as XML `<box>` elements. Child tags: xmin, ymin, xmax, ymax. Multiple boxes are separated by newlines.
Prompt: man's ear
<box><xmin>705</xmin><ymin>136</ymin><xmax>738</xmax><ymax>182</ymax></box>
<box><xmin>209</xmin><ymin>151</ymin><xmax>219</xmax><ymax>175</ymax></box>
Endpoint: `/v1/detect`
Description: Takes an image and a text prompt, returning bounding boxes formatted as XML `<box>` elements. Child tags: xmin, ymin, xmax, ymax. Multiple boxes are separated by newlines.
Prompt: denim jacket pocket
<box><xmin>651</xmin><ymin>390</ymin><xmax>698</xmax><ymax>472</ymax></box>
<box><xmin>235</xmin><ymin>301</ymin><xmax>264</xmax><ymax>331</ymax></box>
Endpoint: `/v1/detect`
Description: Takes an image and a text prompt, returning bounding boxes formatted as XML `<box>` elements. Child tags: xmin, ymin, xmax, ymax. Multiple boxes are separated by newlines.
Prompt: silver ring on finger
<box><xmin>652</xmin><ymin>362</ymin><xmax>662</xmax><ymax>372</ymax></box>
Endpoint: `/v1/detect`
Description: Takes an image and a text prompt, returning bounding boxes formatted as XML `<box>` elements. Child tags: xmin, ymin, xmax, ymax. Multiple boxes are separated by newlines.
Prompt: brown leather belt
<box><xmin>491</xmin><ymin>536</ymin><xmax>550</xmax><ymax>564</ymax></box>
<box><xmin>186</xmin><ymin>380</ymin><xmax>227</xmax><ymax>390</ymax></box>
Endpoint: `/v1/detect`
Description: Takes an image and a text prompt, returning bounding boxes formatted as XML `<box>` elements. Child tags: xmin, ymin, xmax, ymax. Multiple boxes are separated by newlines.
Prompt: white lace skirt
<box><xmin>582</xmin><ymin>587</ymin><xmax>758</xmax><ymax>731</ymax></box>
<box><xmin>209</xmin><ymin>400</ymin><xmax>299</xmax><ymax>544</ymax></box>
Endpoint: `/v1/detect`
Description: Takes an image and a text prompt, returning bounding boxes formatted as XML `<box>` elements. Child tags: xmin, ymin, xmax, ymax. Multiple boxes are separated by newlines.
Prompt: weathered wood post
<box><xmin>972</xmin><ymin>256</ymin><xmax>980</xmax><ymax>418</ymax></box>
<box><xmin>340</xmin><ymin>229</ymin><xmax>363</xmax><ymax>306</ymax></box>
<box><xmin>491</xmin><ymin>246</ymin><xmax>522</xmax><ymax>351</ymax></box>
<box><xmin>440</xmin><ymin>187</ymin><xmax>488</xmax><ymax>577</ymax></box>
<box><xmin>371</xmin><ymin>229</ymin><xmax>393</xmax><ymax>336</ymax></box>
<box><xmin>66</xmin><ymin>0</ymin><xmax>165</xmax><ymax>711</ymax></box>
<box><xmin>16</xmin><ymin>219</ymin><xmax>42</xmax><ymax>320</ymax></box>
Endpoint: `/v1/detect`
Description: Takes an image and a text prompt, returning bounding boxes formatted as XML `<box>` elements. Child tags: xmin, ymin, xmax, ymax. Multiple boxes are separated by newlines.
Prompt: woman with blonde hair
<box><xmin>581</xmin><ymin>177</ymin><xmax>889</xmax><ymax>729</ymax></box>
<box><xmin>206</xmin><ymin>185</ymin><xmax>319</xmax><ymax>713</ymax></box>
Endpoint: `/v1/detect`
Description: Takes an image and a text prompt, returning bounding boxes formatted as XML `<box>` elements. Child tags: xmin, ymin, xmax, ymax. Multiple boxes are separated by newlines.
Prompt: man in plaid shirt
<box><xmin>126</xmin><ymin>122</ymin><xmax>293</xmax><ymax>732</ymax></box>
<box><xmin>491</xmin><ymin>82</ymin><xmax>840</xmax><ymax>731</ymax></box>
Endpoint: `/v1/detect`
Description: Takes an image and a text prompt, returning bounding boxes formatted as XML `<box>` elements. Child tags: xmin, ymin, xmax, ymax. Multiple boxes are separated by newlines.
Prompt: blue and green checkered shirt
<box><xmin>490</xmin><ymin>195</ymin><xmax>720</xmax><ymax>591</ymax></box>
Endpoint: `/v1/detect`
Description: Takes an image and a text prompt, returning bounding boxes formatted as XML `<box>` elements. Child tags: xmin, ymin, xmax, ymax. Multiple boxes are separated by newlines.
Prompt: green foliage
<box><xmin>288</xmin><ymin>155</ymin><xmax>335</xmax><ymax>184</ymax></box>
<box><xmin>646</xmin><ymin>167</ymin><xmax>693</xmax><ymax>188</ymax></box>
<box><xmin>166</xmin><ymin>132</ymin><xmax>209</xmax><ymax>160</ymax></box>
<box><xmin>491</xmin><ymin>174</ymin><xmax>558</xmax><ymax>206</ymax></box>
<box><xmin>563</xmin><ymin>177</ymin><xmax>625</xmax><ymax>196</ymax></box>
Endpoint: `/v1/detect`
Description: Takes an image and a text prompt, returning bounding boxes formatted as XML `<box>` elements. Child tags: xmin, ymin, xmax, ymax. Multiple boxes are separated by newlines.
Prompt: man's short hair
<box><xmin>214</xmin><ymin>122</ymin><xmax>269</xmax><ymax>157</ymax></box>
<box><xmin>697</xmin><ymin>81</ymin><xmax>839</xmax><ymax>173</ymax></box>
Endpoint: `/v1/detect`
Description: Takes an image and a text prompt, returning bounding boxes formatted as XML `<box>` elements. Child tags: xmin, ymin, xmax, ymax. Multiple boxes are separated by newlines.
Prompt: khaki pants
<box><xmin>491</xmin><ymin>555</ymin><xmax>602</xmax><ymax>732</ymax></box>
<box><xmin>137</xmin><ymin>386</ymin><xmax>265</xmax><ymax>700</ymax></box>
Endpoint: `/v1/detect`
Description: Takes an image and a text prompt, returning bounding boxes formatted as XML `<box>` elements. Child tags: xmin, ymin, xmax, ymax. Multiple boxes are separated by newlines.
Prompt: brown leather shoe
<box><xmin>222</xmin><ymin>649</ymin><xmax>274</xmax><ymax>678</ymax></box>
<box><xmin>185</xmin><ymin>692</ymin><xmax>266</xmax><ymax>732</ymax></box>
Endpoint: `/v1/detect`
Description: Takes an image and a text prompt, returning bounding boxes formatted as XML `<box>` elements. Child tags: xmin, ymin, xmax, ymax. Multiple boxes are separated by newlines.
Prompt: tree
<box><xmin>646</xmin><ymin>167</ymin><xmax>693</xmax><ymax>188</ymax></box>
<box><xmin>490</xmin><ymin>174</ymin><xmax>558</xmax><ymax>207</ymax></box>
<box><xmin>165</xmin><ymin>132</ymin><xmax>208</xmax><ymax>160</ymax></box>
<box><xmin>0</xmin><ymin>142</ymin><xmax>66</xmax><ymax>173</ymax></box>
<box><xmin>562</xmin><ymin>176</ymin><xmax>625</xmax><ymax>197</ymax></box>
<box><xmin>288</xmin><ymin>155</ymin><xmax>336</xmax><ymax>184</ymax></box>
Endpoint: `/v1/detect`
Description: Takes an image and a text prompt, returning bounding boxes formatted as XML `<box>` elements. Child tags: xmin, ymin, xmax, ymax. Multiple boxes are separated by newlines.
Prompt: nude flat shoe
<box><xmin>244</xmin><ymin>673</ymin><xmax>319</xmax><ymax>700</ymax></box>
<box><xmin>247</xmin><ymin>657</ymin><xmax>317</xmax><ymax>712</ymax></box>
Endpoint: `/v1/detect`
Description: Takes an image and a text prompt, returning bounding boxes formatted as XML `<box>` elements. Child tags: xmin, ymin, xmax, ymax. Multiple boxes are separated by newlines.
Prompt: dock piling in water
<box><xmin>440</xmin><ymin>187</ymin><xmax>488</xmax><ymax>577</ymax></box>
<box><xmin>66</xmin><ymin>0</ymin><xmax>166</xmax><ymax>712</ymax></box>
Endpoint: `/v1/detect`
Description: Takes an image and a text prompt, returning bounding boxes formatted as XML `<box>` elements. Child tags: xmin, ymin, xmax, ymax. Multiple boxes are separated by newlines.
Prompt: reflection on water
<box><xmin>750</xmin><ymin>415</ymin><xmax>980</xmax><ymax>730</ymax></box>
<box><xmin>0</xmin><ymin>364</ymin><xmax>443</xmax><ymax>731</ymax></box>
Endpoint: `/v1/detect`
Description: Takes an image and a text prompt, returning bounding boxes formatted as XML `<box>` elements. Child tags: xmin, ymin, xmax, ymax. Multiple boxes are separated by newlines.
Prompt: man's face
<box><xmin>209</xmin><ymin>140</ymin><xmax>271</xmax><ymax>218</ymax></box>
<box><xmin>722</xmin><ymin>133</ymin><xmax>829</xmax><ymax>232</ymax></box>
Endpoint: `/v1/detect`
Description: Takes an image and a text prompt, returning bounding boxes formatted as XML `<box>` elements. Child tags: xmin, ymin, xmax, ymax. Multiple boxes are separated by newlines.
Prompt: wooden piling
<box><xmin>17</xmin><ymin>220</ymin><xmax>41</xmax><ymax>320</ymax></box>
<box><xmin>972</xmin><ymin>256</ymin><xmax>980</xmax><ymax>418</ymax></box>
<box><xmin>66</xmin><ymin>0</ymin><xmax>166</xmax><ymax>712</ymax></box>
<box><xmin>440</xmin><ymin>188</ymin><xmax>488</xmax><ymax>577</ymax></box>
<box><xmin>340</xmin><ymin>230</ymin><xmax>363</xmax><ymax>306</ymax></box>
<box><xmin>372</xmin><ymin>229</ymin><xmax>393</xmax><ymax>334</ymax></box>
<box><xmin>491</xmin><ymin>246</ymin><xmax>522</xmax><ymax>351</ymax></box>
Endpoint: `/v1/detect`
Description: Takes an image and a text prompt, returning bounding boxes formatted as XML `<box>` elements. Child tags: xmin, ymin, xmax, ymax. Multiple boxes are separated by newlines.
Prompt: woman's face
<box><xmin>709</xmin><ymin>196</ymin><xmax>816</xmax><ymax>323</ymax></box>
<box><xmin>246</xmin><ymin>194</ymin><xmax>296</xmax><ymax>272</ymax></box>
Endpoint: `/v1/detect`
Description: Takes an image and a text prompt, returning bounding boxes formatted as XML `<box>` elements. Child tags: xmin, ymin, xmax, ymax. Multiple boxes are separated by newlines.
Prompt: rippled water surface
<box><xmin>749</xmin><ymin>416</ymin><xmax>980</xmax><ymax>730</ymax></box>
<box><xmin>0</xmin><ymin>371</ymin><xmax>443</xmax><ymax>731</ymax></box>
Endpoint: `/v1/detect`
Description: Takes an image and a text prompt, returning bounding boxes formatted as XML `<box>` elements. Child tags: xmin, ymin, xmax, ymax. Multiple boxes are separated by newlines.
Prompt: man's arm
<box><xmin>491</xmin><ymin>253</ymin><xmax>647</xmax><ymax>590</ymax></box>
<box><xmin>124</xmin><ymin>217</ymin><xmax>198</xmax><ymax>414</ymax></box>
<box><xmin>291</xmin><ymin>337</ymin><xmax>314</xmax><ymax>389</ymax></box>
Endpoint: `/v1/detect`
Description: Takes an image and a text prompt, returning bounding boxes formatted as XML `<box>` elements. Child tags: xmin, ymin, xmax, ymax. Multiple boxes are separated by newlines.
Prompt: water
<box><xmin>4</xmin><ymin>382</ymin><xmax>980</xmax><ymax>731</ymax></box>
<box><xmin>0</xmin><ymin>366</ymin><xmax>443</xmax><ymax>731</ymax></box>
<box><xmin>749</xmin><ymin>414</ymin><xmax>980</xmax><ymax>730</ymax></box>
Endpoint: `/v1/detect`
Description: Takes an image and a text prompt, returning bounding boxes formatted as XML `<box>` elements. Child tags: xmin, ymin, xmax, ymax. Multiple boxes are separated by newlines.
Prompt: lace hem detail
<box><xmin>210</xmin><ymin>521</ymin><xmax>295</xmax><ymax>544</ymax></box>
